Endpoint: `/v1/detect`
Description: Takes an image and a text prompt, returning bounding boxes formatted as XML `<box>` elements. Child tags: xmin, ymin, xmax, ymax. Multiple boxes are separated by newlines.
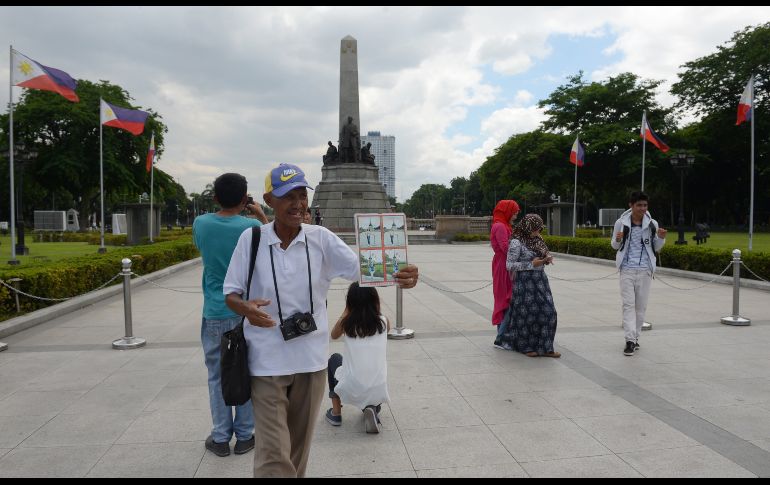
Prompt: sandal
<box><xmin>525</xmin><ymin>351</ymin><xmax>539</xmax><ymax>357</ymax></box>
<box><xmin>544</xmin><ymin>351</ymin><xmax>561</xmax><ymax>358</ymax></box>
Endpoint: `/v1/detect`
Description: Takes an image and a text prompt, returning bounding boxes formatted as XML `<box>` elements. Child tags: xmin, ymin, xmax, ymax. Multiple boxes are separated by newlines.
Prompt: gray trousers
<box><xmin>620</xmin><ymin>268</ymin><xmax>652</xmax><ymax>343</ymax></box>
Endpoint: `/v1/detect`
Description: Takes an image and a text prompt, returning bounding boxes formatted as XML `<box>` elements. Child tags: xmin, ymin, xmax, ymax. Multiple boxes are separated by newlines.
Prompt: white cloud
<box><xmin>1</xmin><ymin>6</ymin><xmax>767</xmax><ymax>204</ymax></box>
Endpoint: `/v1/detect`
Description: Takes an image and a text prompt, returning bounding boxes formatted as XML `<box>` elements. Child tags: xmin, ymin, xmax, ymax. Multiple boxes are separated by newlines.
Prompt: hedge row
<box><xmin>453</xmin><ymin>233</ymin><xmax>491</xmax><ymax>242</ymax></box>
<box><xmin>0</xmin><ymin>238</ymin><xmax>199</xmax><ymax>319</ymax></box>
<box><xmin>32</xmin><ymin>228</ymin><xmax>193</xmax><ymax>246</ymax></box>
<box><xmin>544</xmin><ymin>235</ymin><xmax>770</xmax><ymax>281</ymax></box>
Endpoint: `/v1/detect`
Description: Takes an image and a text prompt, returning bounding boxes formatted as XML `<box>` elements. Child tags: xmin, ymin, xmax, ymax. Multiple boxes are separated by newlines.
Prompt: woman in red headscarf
<box><xmin>490</xmin><ymin>200</ymin><xmax>520</xmax><ymax>333</ymax></box>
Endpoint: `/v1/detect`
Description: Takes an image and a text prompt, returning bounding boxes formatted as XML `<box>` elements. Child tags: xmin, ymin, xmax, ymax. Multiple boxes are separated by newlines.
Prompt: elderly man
<box><xmin>224</xmin><ymin>163</ymin><xmax>418</xmax><ymax>478</ymax></box>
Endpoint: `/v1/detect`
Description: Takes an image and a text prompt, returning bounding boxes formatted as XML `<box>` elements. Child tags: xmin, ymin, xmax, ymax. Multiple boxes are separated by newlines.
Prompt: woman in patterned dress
<box><xmin>493</xmin><ymin>214</ymin><xmax>560</xmax><ymax>358</ymax></box>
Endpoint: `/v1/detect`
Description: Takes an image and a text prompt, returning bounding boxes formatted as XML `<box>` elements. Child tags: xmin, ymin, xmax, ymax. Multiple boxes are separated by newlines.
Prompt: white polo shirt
<box><xmin>223</xmin><ymin>222</ymin><xmax>359</xmax><ymax>376</ymax></box>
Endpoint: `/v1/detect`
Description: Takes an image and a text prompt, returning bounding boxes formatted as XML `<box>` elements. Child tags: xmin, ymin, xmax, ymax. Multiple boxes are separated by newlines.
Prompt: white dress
<box><xmin>333</xmin><ymin>316</ymin><xmax>390</xmax><ymax>409</ymax></box>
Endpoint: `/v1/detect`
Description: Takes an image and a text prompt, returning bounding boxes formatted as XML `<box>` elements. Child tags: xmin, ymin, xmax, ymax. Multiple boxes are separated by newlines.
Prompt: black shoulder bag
<box><xmin>221</xmin><ymin>226</ymin><xmax>260</xmax><ymax>406</ymax></box>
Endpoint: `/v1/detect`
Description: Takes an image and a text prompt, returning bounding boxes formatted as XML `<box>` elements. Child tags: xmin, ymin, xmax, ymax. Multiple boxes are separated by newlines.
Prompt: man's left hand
<box><xmin>658</xmin><ymin>227</ymin><xmax>667</xmax><ymax>239</ymax></box>
<box><xmin>394</xmin><ymin>264</ymin><xmax>419</xmax><ymax>289</ymax></box>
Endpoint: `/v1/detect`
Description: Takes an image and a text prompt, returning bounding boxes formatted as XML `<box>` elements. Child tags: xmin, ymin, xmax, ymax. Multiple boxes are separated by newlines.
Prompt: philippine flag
<box><xmin>11</xmin><ymin>49</ymin><xmax>79</xmax><ymax>102</ymax></box>
<box><xmin>640</xmin><ymin>112</ymin><xmax>669</xmax><ymax>153</ymax></box>
<box><xmin>100</xmin><ymin>99</ymin><xmax>149</xmax><ymax>136</ymax></box>
<box><xmin>736</xmin><ymin>76</ymin><xmax>753</xmax><ymax>126</ymax></box>
<box><xmin>146</xmin><ymin>133</ymin><xmax>156</xmax><ymax>172</ymax></box>
<box><xmin>569</xmin><ymin>136</ymin><xmax>585</xmax><ymax>167</ymax></box>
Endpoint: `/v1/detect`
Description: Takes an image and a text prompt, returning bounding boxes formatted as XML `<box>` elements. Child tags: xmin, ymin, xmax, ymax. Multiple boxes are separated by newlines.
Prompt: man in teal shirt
<box><xmin>193</xmin><ymin>173</ymin><xmax>268</xmax><ymax>457</ymax></box>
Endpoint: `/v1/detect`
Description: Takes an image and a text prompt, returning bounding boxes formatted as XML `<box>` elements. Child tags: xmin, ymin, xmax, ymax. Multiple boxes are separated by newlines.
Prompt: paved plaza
<box><xmin>0</xmin><ymin>243</ymin><xmax>769</xmax><ymax>477</ymax></box>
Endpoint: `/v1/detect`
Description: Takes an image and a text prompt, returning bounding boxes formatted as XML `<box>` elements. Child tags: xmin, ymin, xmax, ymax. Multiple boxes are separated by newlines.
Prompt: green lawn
<box><xmin>0</xmin><ymin>236</ymin><xmax>99</xmax><ymax>266</ymax></box>
<box><xmin>678</xmin><ymin>232</ymin><xmax>770</xmax><ymax>253</ymax></box>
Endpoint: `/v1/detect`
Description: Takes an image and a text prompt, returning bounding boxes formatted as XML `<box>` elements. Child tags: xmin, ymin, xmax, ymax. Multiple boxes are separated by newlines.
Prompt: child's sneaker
<box><xmin>363</xmin><ymin>406</ymin><xmax>380</xmax><ymax>434</ymax></box>
<box><xmin>325</xmin><ymin>408</ymin><xmax>341</xmax><ymax>426</ymax></box>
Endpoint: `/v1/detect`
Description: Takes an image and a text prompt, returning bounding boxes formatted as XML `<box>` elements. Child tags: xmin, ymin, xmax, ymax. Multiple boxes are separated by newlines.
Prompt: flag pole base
<box><xmin>112</xmin><ymin>337</ymin><xmax>146</xmax><ymax>349</ymax></box>
<box><xmin>721</xmin><ymin>316</ymin><xmax>750</xmax><ymax>326</ymax></box>
<box><xmin>388</xmin><ymin>328</ymin><xmax>414</xmax><ymax>340</ymax></box>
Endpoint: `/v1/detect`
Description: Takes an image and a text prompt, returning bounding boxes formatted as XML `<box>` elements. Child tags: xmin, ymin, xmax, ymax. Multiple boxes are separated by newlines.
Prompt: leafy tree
<box><xmin>0</xmin><ymin>80</ymin><xmax>170</xmax><ymax>227</ymax></box>
<box><xmin>671</xmin><ymin>23</ymin><xmax>770</xmax><ymax>226</ymax></box>
<box><xmin>538</xmin><ymin>71</ymin><xmax>674</xmax><ymax>210</ymax></box>
<box><xmin>402</xmin><ymin>183</ymin><xmax>449</xmax><ymax>218</ymax></box>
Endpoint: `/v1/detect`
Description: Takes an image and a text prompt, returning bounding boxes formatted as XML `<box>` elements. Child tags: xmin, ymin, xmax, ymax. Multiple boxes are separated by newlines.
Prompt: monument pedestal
<box><xmin>125</xmin><ymin>204</ymin><xmax>161</xmax><ymax>245</ymax></box>
<box><xmin>311</xmin><ymin>164</ymin><xmax>391</xmax><ymax>233</ymax></box>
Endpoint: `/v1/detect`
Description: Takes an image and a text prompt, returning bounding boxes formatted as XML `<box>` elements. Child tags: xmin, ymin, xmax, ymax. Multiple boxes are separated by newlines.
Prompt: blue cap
<box><xmin>264</xmin><ymin>163</ymin><xmax>313</xmax><ymax>197</ymax></box>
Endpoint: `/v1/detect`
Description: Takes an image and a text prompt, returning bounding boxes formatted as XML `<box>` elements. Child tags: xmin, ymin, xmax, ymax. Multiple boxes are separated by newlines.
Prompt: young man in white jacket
<box><xmin>610</xmin><ymin>191</ymin><xmax>667</xmax><ymax>356</ymax></box>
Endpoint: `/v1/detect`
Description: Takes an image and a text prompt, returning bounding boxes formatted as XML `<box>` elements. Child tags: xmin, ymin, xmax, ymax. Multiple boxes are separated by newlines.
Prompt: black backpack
<box><xmin>618</xmin><ymin>220</ymin><xmax>659</xmax><ymax>263</ymax></box>
<box><xmin>220</xmin><ymin>226</ymin><xmax>260</xmax><ymax>406</ymax></box>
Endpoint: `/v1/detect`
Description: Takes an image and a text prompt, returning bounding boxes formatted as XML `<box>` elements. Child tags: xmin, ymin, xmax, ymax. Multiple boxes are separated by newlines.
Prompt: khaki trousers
<box><xmin>250</xmin><ymin>370</ymin><xmax>326</xmax><ymax>478</ymax></box>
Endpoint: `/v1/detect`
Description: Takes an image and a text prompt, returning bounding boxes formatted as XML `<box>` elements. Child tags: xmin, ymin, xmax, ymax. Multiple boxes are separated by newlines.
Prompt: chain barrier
<box><xmin>0</xmin><ymin>273</ymin><xmax>123</xmax><ymax>302</ymax></box>
<box><xmin>653</xmin><ymin>262</ymin><xmax>733</xmax><ymax>291</ymax></box>
<box><xmin>546</xmin><ymin>269</ymin><xmax>619</xmax><ymax>283</ymax></box>
<box><xmin>419</xmin><ymin>279</ymin><xmax>493</xmax><ymax>293</ymax></box>
<box><xmin>1</xmin><ymin>255</ymin><xmax>762</xmax><ymax>307</ymax></box>
<box><xmin>740</xmin><ymin>262</ymin><xmax>769</xmax><ymax>283</ymax></box>
<box><xmin>129</xmin><ymin>272</ymin><xmax>202</xmax><ymax>293</ymax></box>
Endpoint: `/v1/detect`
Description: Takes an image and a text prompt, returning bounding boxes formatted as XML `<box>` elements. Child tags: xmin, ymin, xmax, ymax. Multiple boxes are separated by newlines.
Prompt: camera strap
<box><xmin>269</xmin><ymin>234</ymin><xmax>314</xmax><ymax>325</ymax></box>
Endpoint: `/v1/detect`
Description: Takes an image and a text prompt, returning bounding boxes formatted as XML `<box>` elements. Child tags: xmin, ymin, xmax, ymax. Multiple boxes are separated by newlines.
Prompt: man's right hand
<box><xmin>247</xmin><ymin>203</ymin><xmax>269</xmax><ymax>224</ymax></box>
<box><xmin>615</xmin><ymin>231</ymin><xmax>624</xmax><ymax>242</ymax></box>
<box><xmin>243</xmin><ymin>298</ymin><xmax>276</xmax><ymax>327</ymax></box>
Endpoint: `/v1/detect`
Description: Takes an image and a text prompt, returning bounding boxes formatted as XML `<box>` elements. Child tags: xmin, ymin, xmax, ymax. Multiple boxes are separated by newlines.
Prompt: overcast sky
<box><xmin>1</xmin><ymin>6</ymin><xmax>768</xmax><ymax>203</ymax></box>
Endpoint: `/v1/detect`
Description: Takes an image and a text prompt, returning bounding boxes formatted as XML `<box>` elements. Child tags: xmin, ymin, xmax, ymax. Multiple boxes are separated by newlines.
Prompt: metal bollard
<box><xmin>387</xmin><ymin>286</ymin><xmax>414</xmax><ymax>339</ymax></box>
<box><xmin>721</xmin><ymin>249</ymin><xmax>751</xmax><ymax>326</ymax></box>
<box><xmin>112</xmin><ymin>258</ymin><xmax>147</xmax><ymax>349</ymax></box>
<box><xmin>8</xmin><ymin>277</ymin><xmax>22</xmax><ymax>313</ymax></box>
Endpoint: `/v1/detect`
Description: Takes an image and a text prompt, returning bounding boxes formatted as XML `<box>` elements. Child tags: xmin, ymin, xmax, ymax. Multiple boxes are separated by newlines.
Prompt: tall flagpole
<box><xmin>749</xmin><ymin>75</ymin><xmax>755</xmax><ymax>251</ymax></box>
<box><xmin>149</xmin><ymin>134</ymin><xmax>154</xmax><ymax>243</ymax></box>
<box><xmin>8</xmin><ymin>45</ymin><xmax>18</xmax><ymax>265</ymax></box>
<box><xmin>98</xmin><ymin>98</ymin><xmax>106</xmax><ymax>253</ymax></box>
<box><xmin>641</xmin><ymin>111</ymin><xmax>647</xmax><ymax>192</ymax></box>
<box><xmin>572</xmin><ymin>147</ymin><xmax>578</xmax><ymax>238</ymax></box>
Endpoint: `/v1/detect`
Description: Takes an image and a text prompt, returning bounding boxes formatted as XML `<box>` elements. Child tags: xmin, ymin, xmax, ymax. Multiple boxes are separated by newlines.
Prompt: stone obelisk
<box><xmin>339</xmin><ymin>35</ymin><xmax>360</xmax><ymax>140</ymax></box>
<box><xmin>311</xmin><ymin>35</ymin><xmax>391</xmax><ymax>233</ymax></box>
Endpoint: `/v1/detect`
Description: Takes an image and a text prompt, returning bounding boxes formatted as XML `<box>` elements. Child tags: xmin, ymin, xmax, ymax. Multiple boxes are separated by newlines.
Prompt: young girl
<box><xmin>325</xmin><ymin>282</ymin><xmax>390</xmax><ymax>434</ymax></box>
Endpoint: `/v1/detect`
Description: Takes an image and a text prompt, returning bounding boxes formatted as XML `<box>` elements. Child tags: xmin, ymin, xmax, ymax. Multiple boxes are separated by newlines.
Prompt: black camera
<box><xmin>280</xmin><ymin>312</ymin><xmax>317</xmax><ymax>341</ymax></box>
<box><xmin>247</xmin><ymin>196</ymin><xmax>254</xmax><ymax>206</ymax></box>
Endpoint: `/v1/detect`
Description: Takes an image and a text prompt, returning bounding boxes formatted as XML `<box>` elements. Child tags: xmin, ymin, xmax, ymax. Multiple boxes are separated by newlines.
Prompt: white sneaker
<box><xmin>363</xmin><ymin>406</ymin><xmax>380</xmax><ymax>434</ymax></box>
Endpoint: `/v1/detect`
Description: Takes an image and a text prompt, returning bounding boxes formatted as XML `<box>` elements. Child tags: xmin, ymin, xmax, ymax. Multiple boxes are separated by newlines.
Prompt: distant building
<box><xmin>361</xmin><ymin>131</ymin><xmax>395</xmax><ymax>199</ymax></box>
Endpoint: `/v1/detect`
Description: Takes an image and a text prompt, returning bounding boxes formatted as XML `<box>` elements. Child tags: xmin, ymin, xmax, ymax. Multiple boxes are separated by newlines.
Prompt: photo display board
<box><xmin>355</xmin><ymin>213</ymin><xmax>408</xmax><ymax>287</ymax></box>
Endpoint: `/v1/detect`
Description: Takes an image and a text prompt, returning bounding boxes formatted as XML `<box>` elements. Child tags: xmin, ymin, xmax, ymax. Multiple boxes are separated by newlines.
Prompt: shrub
<box><xmin>0</xmin><ymin>239</ymin><xmax>199</xmax><ymax>319</ymax></box>
<box><xmin>543</xmin><ymin>235</ymin><xmax>770</xmax><ymax>281</ymax></box>
<box><xmin>453</xmin><ymin>233</ymin><xmax>490</xmax><ymax>242</ymax></box>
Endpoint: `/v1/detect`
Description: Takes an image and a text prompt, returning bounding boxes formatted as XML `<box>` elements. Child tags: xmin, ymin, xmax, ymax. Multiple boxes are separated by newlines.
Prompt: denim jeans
<box><xmin>327</xmin><ymin>353</ymin><xmax>343</xmax><ymax>399</ymax></box>
<box><xmin>201</xmin><ymin>316</ymin><xmax>254</xmax><ymax>443</ymax></box>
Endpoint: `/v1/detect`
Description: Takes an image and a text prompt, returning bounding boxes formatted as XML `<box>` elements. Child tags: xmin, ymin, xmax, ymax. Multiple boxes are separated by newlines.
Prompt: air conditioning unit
<box><xmin>598</xmin><ymin>208</ymin><xmax>626</xmax><ymax>227</ymax></box>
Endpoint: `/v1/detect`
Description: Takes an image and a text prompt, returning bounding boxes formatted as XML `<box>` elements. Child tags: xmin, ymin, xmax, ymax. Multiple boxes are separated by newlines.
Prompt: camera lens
<box><xmin>297</xmin><ymin>317</ymin><xmax>312</xmax><ymax>333</ymax></box>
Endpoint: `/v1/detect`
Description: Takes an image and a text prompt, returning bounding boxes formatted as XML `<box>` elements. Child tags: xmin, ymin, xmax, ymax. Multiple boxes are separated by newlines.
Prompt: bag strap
<box><xmin>240</xmin><ymin>226</ymin><xmax>261</xmax><ymax>325</ymax></box>
<box><xmin>619</xmin><ymin>225</ymin><xmax>630</xmax><ymax>252</ymax></box>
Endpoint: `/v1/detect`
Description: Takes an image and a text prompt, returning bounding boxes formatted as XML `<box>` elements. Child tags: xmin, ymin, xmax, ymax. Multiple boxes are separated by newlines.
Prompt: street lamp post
<box><xmin>4</xmin><ymin>145</ymin><xmax>38</xmax><ymax>260</ymax></box>
<box><xmin>670</xmin><ymin>152</ymin><xmax>694</xmax><ymax>245</ymax></box>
